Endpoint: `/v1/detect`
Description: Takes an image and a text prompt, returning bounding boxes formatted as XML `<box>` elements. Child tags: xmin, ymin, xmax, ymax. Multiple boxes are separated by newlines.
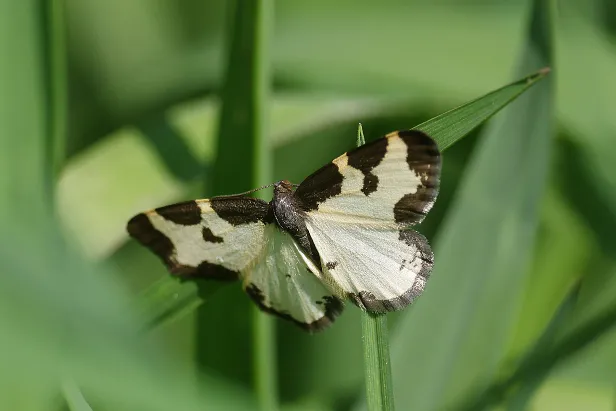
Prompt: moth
<box><xmin>127</xmin><ymin>130</ymin><xmax>441</xmax><ymax>332</ymax></box>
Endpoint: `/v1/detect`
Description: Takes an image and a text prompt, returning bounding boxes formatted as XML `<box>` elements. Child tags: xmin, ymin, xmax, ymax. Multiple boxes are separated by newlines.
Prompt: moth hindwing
<box><xmin>127</xmin><ymin>129</ymin><xmax>441</xmax><ymax>331</ymax></box>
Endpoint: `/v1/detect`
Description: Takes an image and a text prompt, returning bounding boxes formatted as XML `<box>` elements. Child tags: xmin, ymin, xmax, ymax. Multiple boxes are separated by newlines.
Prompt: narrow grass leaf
<box><xmin>414</xmin><ymin>67</ymin><xmax>549</xmax><ymax>151</ymax></box>
<box><xmin>362</xmin><ymin>314</ymin><xmax>395</xmax><ymax>411</ymax></box>
<box><xmin>208</xmin><ymin>1</ymin><xmax>276</xmax><ymax>410</ymax></box>
<box><xmin>62</xmin><ymin>379</ymin><xmax>94</xmax><ymax>411</ymax></box>
<box><xmin>500</xmin><ymin>290</ymin><xmax>579</xmax><ymax>411</ymax></box>
<box><xmin>0</xmin><ymin>1</ymin><xmax>48</xmax><ymax>230</ymax></box>
<box><xmin>503</xmin><ymin>188</ymin><xmax>594</xmax><ymax>361</ymax></box>
<box><xmin>387</xmin><ymin>0</ymin><xmax>554</xmax><ymax>410</ymax></box>
<box><xmin>459</xmin><ymin>270</ymin><xmax>616</xmax><ymax>411</ymax></box>
<box><xmin>357</xmin><ymin>122</ymin><xmax>366</xmax><ymax>146</ymax></box>
<box><xmin>138</xmin><ymin>277</ymin><xmax>207</xmax><ymax>330</ymax></box>
<box><xmin>43</xmin><ymin>0</ymin><xmax>68</xmax><ymax>184</ymax></box>
<box><xmin>357</xmin><ymin>124</ymin><xmax>395</xmax><ymax>411</ymax></box>
<box><xmin>212</xmin><ymin>0</ymin><xmax>271</xmax><ymax>194</ymax></box>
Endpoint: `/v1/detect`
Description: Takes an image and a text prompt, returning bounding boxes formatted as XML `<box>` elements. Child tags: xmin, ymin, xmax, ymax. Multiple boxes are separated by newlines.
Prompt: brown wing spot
<box><xmin>397</xmin><ymin>130</ymin><xmax>442</xmax><ymax>168</ymax></box>
<box><xmin>155</xmin><ymin>200</ymin><xmax>202</xmax><ymax>225</ymax></box>
<box><xmin>210</xmin><ymin>196</ymin><xmax>272</xmax><ymax>226</ymax></box>
<box><xmin>295</xmin><ymin>162</ymin><xmax>344</xmax><ymax>211</ymax></box>
<box><xmin>202</xmin><ymin>227</ymin><xmax>224</xmax><ymax>243</ymax></box>
<box><xmin>127</xmin><ymin>213</ymin><xmax>238</xmax><ymax>281</ymax></box>
<box><xmin>326</xmin><ymin>261</ymin><xmax>338</xmax><ymax>270</ymax></box>
<box><xmin>244</xmin><ymin>283</ymin><xmax>344</xmax><ymax>333</ymax></box>
<box><xmin>322</xmin><ymin>296</ymin><xmax>343</xmax><ymax>320</ymax></box>
<box><xmin>346</xmin><ymin>137</ymin><xmax>388</xmax><ymax>196</ymax></box>
<box><xmin>394</xmin><ymin>187</ymin><xmax>436</xmax><ymax>225</ymax></box>
<box><xmin>352</xmin><ymin>277</ymin><xmax>427</xmax><ymax>313</ymax></box>
<box><xmin>391</xmin><ymin>130</ymin><xmax>441</xmax><ymax>225</ymax></box>
<box><xmin>399</xmin><ymin>230</ymin><xmax>434</xmax><ymax>264</ymax></box>
<box><xmin>171</xmin><ymin>261</ymin><xmax>238</xmax><ymax>281</ymax></box>
<box><xmin>348</xmin><ymin>289</ymin><xmax>413</xmax><ymax>313</ymax></box>
<box><xmin>127</xmin><ymin>213</ymin><xmax>175</xmax><ymax>267</ymax></box>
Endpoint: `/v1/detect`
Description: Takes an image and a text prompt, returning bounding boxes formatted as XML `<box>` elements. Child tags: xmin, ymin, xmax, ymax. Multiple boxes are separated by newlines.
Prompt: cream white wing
<box><xmin>294</xmin><ymin>130</ymin><xmax>440</xmax><ymax>226</ymax></box>
<box><xmin>304</xmin><ymin>213</ymin><xmax>433</xmax><ymax>313</ymax></box>
<box><xmin>126</xmin><ymin>196</ymin><xmax>271</xmax><ymax>280</ymax></box>
<box><xmin>242</xmin><ymin>225</ymin><xmax>343</xmax><ymax>331</ymax></box>
<box><xmin>294</xmin><ymin>129</ymin><xmax>441</xmax><ymax>312</ymax></box>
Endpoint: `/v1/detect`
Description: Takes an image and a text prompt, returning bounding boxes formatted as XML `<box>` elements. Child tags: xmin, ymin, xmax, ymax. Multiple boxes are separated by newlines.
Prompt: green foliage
<box><xmin>362</xmin><ymin>313</ymin><xmax>395</xmax><ymax>411</ymax></box>
<box><xmin>212</xmin><ymin>1</ymin><xmax>277</xmax><ymax>410</ymax></box>
<box><xmin>3</xmin><ymin>0</ymin><xmax>616</xmax><ymax>410</ymax></box>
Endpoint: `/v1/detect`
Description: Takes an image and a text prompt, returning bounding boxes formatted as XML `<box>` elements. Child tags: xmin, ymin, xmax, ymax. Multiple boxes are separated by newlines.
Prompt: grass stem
<box><xmin>358</xmin><ymin>124</ymin><xmax>395</xmax><ymax>411</ymax></box>
<box><xmin>212</xmin><ymin>0</ymin><xmax>276</xmax><ymax>409</ymax></box>
<box><xmin>253</xmin><ymin>306</ymin><xmax>278</xmax><ymax>411</ymax></box>
<box><xmin>362</xmin><ymin>313</ymin><xmax>395</xmax><ymax>411</ymax></box>
<box><xmin>44</xmin><ymin>0</ymin><xmax>67</xmax><ymax>185</ymax></box>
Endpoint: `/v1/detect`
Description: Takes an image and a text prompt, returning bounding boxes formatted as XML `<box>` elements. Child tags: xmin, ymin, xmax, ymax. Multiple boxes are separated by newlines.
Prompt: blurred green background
<box><xmin>2</xmin><ymin>0</ymin><xmax>616</xmax><ymax>410</ymax></box>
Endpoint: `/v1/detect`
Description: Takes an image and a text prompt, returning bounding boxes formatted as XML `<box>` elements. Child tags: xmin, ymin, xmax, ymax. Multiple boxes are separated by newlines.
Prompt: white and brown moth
<box><xmin>127</xmin><ymin>130</ymin><xmax>441</xmax><ymax>332</ymax></box>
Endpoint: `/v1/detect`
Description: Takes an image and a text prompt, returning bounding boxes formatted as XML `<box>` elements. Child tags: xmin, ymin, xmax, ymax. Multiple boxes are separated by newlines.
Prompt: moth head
<box><xmin>273</xmin><ymin>180</ymin><xmax>295</xmax><ymax>195</ymax></box>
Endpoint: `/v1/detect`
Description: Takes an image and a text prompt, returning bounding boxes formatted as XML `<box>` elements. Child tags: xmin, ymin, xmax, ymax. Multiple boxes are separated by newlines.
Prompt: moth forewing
<box><xmin>294</xmin><ymin>130</ymin><xmax>440</xmax><ymax>313</ymax></box>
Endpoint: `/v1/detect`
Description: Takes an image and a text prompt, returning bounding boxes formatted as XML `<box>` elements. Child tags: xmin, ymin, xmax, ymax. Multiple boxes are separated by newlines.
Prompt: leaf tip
<box><xmin>357</xmin><ymin>123</ymin><xmax>366</xmax><ymax>147</ymax></box>
<box><xmin>526</xmin><ymin>67</ymin><xmax>551</xmax><ymax>85</ymax></box>
<box><xmin>538</xmin><ymin>66</ymin><xmax>551</xmax><ymax>75</ymax></box>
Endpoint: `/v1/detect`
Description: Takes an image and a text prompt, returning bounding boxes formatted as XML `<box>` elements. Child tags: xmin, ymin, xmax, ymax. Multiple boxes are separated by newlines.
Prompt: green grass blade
<box><xmin>253</xmin><ymin>308</ymin><xmax>278</xmax><ymax>411</ymax></box>
<box><xmin>500</xmin><ymin>289</ymin><xmax>578</xmax><ymax>411</ymax></box>
<box><xmin>209</xmin><ymin>1</ymin><xmax>275</xmax><ymax>410</ymax></box>
<box><xmin>387</xmin><ymin>0</ymin><xmax>554</xmax><ymax>409</ymax></box>
<box><xmin>137</xmin><ymin>277</ymin><xmax>207</xmax><ymax>330</ymax></box>
<box><xmin>362</xmin><ymin>313</ymin><xmax>395</xmax><ymax>411</ymax></box>
<box><xmin>43</xmin><ymin>0</ymin><xmax>68</xmax><ymax>184</ymax></box>
<box><xmin>414</xmin><ymin>68</ymin><xmax>549</xmax><ymax>150</ymax></box>
<box><xmin>357</xmin><ymin>124</ymin><xmax>395</xmax><ymax>411</ymax></box>
<box><xmin>357</xmin><ymin>122</ymin><xmax>366</xmax><ymax>146</ymax></box>
<box><xmin>62</xmin><ymin>379</ymin><xmax>94</xmax><ymax>411</ymax></box>
<box><xmin>0</xmin><ymin>1</ymin><xmax>48</xmax><ymax>229</ymax></box>
<box><xmin>460</xmin><ymin>277</ymin><xmax>616</xmax><ymax>411</ymax></box>
<box><xmin>212</xmin><ymin>0</ymin><xmax>271</xmax><ymax>193</ymax></box>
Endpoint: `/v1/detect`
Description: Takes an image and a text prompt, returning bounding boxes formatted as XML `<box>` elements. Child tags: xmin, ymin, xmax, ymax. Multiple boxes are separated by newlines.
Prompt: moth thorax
<box><xmin>272</xmin><ymin>180</ymin><xmax>304</xmax><ymax>235</ymax></box>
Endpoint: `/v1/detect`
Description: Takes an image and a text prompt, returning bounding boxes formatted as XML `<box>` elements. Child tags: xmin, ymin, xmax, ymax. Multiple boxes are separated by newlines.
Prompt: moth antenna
<box><xmin>214</xmin><ymin>183</ymin><xmax>276</xmax><ymax>198</ymax></box>
<box><xmin>291</xmin><ymin>183</ymin><xmax>300</xmax><ymax>187</ymax></box>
